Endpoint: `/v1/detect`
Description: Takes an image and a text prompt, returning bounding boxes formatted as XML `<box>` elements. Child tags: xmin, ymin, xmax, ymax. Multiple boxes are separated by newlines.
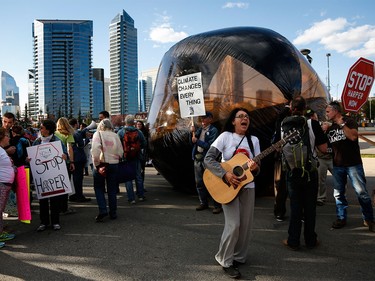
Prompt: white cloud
<box><xmin>149</xmin><ymin>13</ymin><xmax>188</xmax><ymax>44</ymax></box>
<box><xmin>222</xmin><ymin>2</ymin><xmax>249</xmax><ymax>9</ymax></box>
<box><xmin>293</xmin><ymin>17</ymin><xmax>375</xmax><ymax>58</ymax></box>
<box><xmin>293</xmin><ymin>18</ymin><xmax>348</xmax><ymax>45</ymax></box>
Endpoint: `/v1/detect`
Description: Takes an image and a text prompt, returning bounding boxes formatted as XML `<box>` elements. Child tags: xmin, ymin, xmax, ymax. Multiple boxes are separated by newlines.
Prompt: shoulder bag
<box><xmin>97</xmin><ymin>132</ymin><xmax>109</xmax><ymax>177</ymax></box>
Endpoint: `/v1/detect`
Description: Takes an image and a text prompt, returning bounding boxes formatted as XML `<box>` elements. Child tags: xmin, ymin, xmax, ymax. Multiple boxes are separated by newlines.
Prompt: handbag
<box><xmin>117</xmin><ymin>160</ymin><xmax>136</xmax><ymax>183</ymax></box>
<box><xmin>97</xmin><ymin>132</ymin><xmax>109</xmax><ymax>177</ymax></box>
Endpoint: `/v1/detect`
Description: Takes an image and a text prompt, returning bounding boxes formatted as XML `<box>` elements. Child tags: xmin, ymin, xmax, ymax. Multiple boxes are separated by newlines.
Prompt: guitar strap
<box><xmin>246</xmin><ymin>135</ymin><xmax>255</xmax><ymax>157</ymax></box>
<box><xmin>232</xmin><ymin>135</ymin><xmax>246</xmax><ymax>157</ymax></box>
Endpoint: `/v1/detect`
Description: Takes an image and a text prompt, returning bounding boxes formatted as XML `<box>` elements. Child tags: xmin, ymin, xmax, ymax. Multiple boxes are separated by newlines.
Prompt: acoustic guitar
<box><xmin>203</xmin><ymin>130</ymin><xmax>299</xmax><ymax>204</ymax></box>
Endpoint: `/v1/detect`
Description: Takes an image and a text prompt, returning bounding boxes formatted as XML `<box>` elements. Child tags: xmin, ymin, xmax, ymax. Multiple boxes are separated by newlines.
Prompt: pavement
<box><xmin>2</xmin><ymin>140</ymin><xmax>375</xmax><ymax>280</ymax></box>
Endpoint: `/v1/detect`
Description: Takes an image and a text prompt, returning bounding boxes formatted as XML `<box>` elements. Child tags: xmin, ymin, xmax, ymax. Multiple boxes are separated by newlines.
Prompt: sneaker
<box><xmin>364</xmin><ymin>220</ymin><xmax>374</xmax><ymax>232</ymax></box>
<box><xmin>0</xmin><ymin>232</ymin><xmax>16</xmax><ymax>242</ymax></box>
<box><xmin>212</xmin><ymin>207</ymin><xmax>223</xmax><ymax>214</ymax></box>
<box><xmin>223</xmin><ymin>265</ymin><xmax>241</xmax><ymax>279</ymax></box>
<box><xmin>95</xmin><ymin>213</ymin><xmax>108</xmax><ymax>222</ymax></box>
<box><xmin>129</xmin><ymin>200</ymin><xmax>136</xmax><ymax>205</ymax></box>
<box><xmin>37</xmin><ymin>224</ymin><xmax>46</xmax><ymax>232</ymax></box>
<box><xmin>332</xmin><ymin>219</ymin><xmax>346</xmax><ymax>229</ymax></box>
<box><xmin>276</xmin><ymin>214</ymin><xmax>285</xmax><ymax>222</ymax></box>
<box><xmin>138</xmin><ymin>197</ymin><xmax>146</xmax><ymax>202</ymax></box>
<box><xmin>53</xmin><ymin>224</ymin><xmax>61</xmax><ymax>231</ymax></box>
<box><xmin>196</xmin><ymin>204</ymin><xmax>208</xmax><ymax>211</ymax></box>
<box><xmin>282</xmin><ymin>239</ymin><xmax>300</xmax><ymax>251</ymax></box>
<box><xmin>0</xmin><ymin>242</ymin><xmax>5</xmax><ymax>248</ymax></box>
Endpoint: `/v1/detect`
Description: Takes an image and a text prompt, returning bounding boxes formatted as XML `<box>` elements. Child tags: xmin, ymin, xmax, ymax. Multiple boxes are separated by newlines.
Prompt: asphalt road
<box><xmin>1</xmin><ymin>158</ymin><xmax>375</xmax><ymax>280</ymax></box>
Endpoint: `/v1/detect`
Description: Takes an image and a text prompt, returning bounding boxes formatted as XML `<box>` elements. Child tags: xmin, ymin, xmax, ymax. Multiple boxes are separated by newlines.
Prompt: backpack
<box><xmin>281</xmin><ymin>115</ymin><xmax>317</xmax><ymax>177</ymax></box>
<box><xmin>123</xmin><ymin>129</ymin><xmax>141</xmax><ymax>160</ymax></box>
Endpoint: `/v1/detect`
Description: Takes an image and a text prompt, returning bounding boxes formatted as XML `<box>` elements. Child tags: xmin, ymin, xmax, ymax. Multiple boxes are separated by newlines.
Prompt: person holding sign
<box><xmin>204</xmin><ymin>108</ymin><xmax>260</xmax><ymax>279</ymax></box>
<box><xmin>190</xmin><ymin>111</ymin><xmax>221</xmax><ymax>214</ymax></box>
<box><xmin>0</xmin><ymin>127</ymin><xmax>16</xmax><ymax>248</ymax></box>
<box><xmin>31</xmin><ymin>119</ymin><xmax>69</xmax><ymax>232</ymax></box>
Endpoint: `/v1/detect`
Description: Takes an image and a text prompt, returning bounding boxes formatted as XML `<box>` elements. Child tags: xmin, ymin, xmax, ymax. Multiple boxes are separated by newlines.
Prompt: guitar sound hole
<box><xmin>233</xmin><ymin>166</ymin><xmax>244</xmax><ymax>177</ymax></box>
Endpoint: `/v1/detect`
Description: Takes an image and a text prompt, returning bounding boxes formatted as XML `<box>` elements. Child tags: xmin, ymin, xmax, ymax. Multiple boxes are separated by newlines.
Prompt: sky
<box><xmin>1</xmin><ymin>0</ymin><xmax>375</xmax><ymax>109</ymax></box>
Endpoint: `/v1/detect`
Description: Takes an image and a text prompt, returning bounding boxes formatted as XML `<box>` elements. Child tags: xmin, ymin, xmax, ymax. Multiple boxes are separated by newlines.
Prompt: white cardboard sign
<box><xmin>27</xmin><ymin>141</ymin><xmax>72</xmax><ymax>199</ymax></box>
<box><xmin>177</xmin><ymin>72</ymin><xmax>206</xmax><ymax>118</ymax></box>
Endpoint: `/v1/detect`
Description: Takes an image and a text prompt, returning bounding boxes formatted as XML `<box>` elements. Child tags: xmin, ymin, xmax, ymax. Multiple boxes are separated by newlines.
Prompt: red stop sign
<box><xmin>341</xmin><ymin>57</ymin><xmax>374</xmax><ymax>112</ymax></box>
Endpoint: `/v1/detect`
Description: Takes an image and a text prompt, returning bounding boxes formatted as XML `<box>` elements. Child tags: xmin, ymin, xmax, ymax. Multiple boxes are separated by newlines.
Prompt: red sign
<box><xmin>341</xmin><ymin>57</ymin><xmax>374</xmax><ymax>112</ymax></box>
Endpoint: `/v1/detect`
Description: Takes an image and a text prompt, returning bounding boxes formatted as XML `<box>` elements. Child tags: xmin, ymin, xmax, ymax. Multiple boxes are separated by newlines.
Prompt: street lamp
<box><xmin>326</xmin><ymin>53</ymin><xmax>331</xmax><ymax>93</ymax></box>
<box><xmin>300</xmin><ymin>49</ymin><xmax>313</xmax><ymax>64</ymax></box>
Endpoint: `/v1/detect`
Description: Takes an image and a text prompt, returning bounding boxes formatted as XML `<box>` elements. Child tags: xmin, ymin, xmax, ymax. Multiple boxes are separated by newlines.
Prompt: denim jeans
<box><xmin>93</xmin><ymin>163</ymin><xmax>119</xmax><ymax>217</ymax></box>
<box><xmin>286</xmin><ymin>169</ymin><xmax>318</xmax><ymax>247</ymax></box>
<box><xmin>332</xmin><ymin>164</ymin><xmax>374</xmax><ymax>221</ymax></box>
<box><xmin>125</xmin><ymin>159</ymin><xmax>144</xmax><ymax>201</ymax></box>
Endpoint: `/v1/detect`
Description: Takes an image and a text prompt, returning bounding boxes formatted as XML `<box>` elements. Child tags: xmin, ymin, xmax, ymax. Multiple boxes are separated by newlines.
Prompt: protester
<box><xmin>99</xmin><ymin>111</ymin><xmax>110</xmax><ymax>121</ymax></box>
<box><xmin>118</xmin><ymin>115</ymin><xmax>147</xmax><ymax>204</ymax></box>
<box><xmin>326</xmin><ymin>101</ymin><xmax>374</xmax><ymax>231</ymax></box>
<box><xmin>91</xmin><ymin>119</ymin><xmax>123</xmax><ymax>222</ymax></box>
<box><xmin>1</xmin><ymin>112</ymin><xmax>16</xmax><ymax>157</ymax></box>
<box><xmin>32</xmin><ymin>119</ymin><xmax>69</xmax><ymax>231</ymax></box>
<box><xmin>316</xmin><ymin>121</ymin><xmax>334</xmax><ymax>206</ymax></box>
<box><xmin>204</xmin><ymin>108</ymin><xmax>260</xmax><ymax>279</ymax></box>
<box><xmin>0</xmin><ymin>127</ymin><xmax>16</xmax><ymax>248</ymax></box>
<box><xmin>190</xmin><ymin>111</ymin><xmax>221</xmax><ymax>214</ymax></box>
<box><xmin>1</xmin><ymin>112</ymin><xmax>18</xmax><ymax>217</ymax></box>
<box><xmin>55</xmin><ymin>117</ymin><xmax>76</xmax><ymax>215</ymax></box>
<box><xmin>68</xmin><ymin>118</ymin><xmax>91</xmax><ymax>203</ymax></box>
<box><xmin>10</xmin><ymin>125</ymin><xmax>30</xmax><ymax>167</ymax></box>
<box><xmin>271</xmin><ymin>101</ymin><xmax>291</xmax><ymax>221</ymax></box>
<box><xmin>135</xmin><ymin>120</ymin><xmax>149</xmax><ymax>182</ymax></box>
<box><xmin>281</xmin><ymin>96</ymin><xmax>328</xmax><ymax>251</ymax></box>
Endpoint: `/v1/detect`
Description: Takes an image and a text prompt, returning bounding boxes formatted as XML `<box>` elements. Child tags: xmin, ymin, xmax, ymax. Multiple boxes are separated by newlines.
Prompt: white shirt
<box><xmin>0</xmin><ymin>147</ymin><xmax>15</xmax><ymax>184</ymax></box>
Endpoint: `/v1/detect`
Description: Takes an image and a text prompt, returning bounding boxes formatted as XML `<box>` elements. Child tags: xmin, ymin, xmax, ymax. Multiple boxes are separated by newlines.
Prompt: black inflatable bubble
<box><xmin>148</xmin><ymin>26</ymin><xmax>329</xmax><ymax>194</ymax></box>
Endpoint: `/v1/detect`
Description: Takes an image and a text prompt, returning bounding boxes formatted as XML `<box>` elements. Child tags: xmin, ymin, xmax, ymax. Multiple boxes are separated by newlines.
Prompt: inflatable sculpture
<box><xmin>147</xmin><ymin>26</ymin><xmax>329</xmax><ymax>194</ymax></box>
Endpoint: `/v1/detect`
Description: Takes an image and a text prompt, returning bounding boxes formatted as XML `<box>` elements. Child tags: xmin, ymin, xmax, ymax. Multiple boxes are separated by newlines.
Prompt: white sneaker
<box><xmin>37</xmin><ymin>224</ymin><xmax>46</xmax><ymax>232</ymax></box>
<box><xmin>129</xmin><ymin>200</ymin><xmax>136</xmax><ymax>205</ymax></box>
<box><xmin>53</xmin><ymin>224</ymin><xmax>61</xmax><ymax>230</ymax></box>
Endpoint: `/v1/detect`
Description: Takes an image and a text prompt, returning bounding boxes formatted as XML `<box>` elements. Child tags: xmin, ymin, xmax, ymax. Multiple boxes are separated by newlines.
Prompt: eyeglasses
<box><xmin>235</xmin><ymin>114</ymin><xmax>249</xmax><ymax>119</ymax></box>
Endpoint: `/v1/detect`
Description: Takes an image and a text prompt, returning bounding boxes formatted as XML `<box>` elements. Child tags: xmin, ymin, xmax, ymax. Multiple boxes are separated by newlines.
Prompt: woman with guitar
<box><xmin>204</xmin><ymin>107</ymin><xmax>260</xmax><ymax>279</ymax></box>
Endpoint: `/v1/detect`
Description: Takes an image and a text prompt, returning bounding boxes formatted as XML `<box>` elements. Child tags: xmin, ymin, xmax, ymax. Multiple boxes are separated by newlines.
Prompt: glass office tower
<box><xmin>1</xmin><ymin>71</ymin><xmax>20</xmax><ymax>115</ymax></box>
<box><xmin>109</xmin><ymin>10</ymin><xmax>138</xmax><ymax>115</ymax></box>
<box><xmin>32</xmin><ymin>20</ymin><xmax>93</xmax><ymax>119</ymax></box>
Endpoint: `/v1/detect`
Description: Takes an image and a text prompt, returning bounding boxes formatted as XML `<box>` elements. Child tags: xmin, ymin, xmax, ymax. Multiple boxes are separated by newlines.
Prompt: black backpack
<box><xmin>281</xmin><ymin>115</ymin><xmax>317</xmax><ymax>177</ymax></box>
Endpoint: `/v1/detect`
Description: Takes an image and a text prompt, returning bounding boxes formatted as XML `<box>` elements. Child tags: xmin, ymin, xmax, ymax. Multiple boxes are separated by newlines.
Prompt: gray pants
<box><xmin>317</xmin><ymin>157</ymin><xmax>333</xmax><ymax>201</ymax></box>
<box><xmin>215</xmin><ymin>188</ymin><xmax>255</xmax><ymax>267</ymax></box>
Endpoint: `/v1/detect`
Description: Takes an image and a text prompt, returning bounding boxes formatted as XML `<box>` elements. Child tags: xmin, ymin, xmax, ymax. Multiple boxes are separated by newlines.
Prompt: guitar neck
<box><xmin>253</xmin><ymin>138</ymin><xmax>286</xmax><ymax>163</ymax></box>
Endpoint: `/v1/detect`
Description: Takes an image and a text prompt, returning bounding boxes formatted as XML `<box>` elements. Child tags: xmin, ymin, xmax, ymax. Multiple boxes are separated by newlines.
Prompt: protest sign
<box><xmin>27</xmin><ymin>141</ymin><xmax>72</xmax><ymax>199</ymax></box>
<box><xmin>177</xmin><ymin>72</ymin><xmax>206</xmax><ymax>118</ymax></box>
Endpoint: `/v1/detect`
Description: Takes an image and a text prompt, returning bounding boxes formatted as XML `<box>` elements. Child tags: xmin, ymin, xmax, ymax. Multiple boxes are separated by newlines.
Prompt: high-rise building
<box><xmin>92</xmin><ymin>68</ymin><xmax>105</xmax><ymax>119</ymax></box>
<box><xmin>32</xmin><ymin>19</ymin><xmax>93</xmax><ymax>120</ymax></box>
<box><xmin>109</xmin><ymin>10</ymin><xmax>138</xmax><ymax>115</ymax></box>
<box><xmin>1</xmin><ymin>71</ymin><xmax>20</xmax><ymax>115</ymax></box>
<box><xmin>140</xmin><ymin>67</ymin><xmax>158</xmax><ymax>112</ymax></box>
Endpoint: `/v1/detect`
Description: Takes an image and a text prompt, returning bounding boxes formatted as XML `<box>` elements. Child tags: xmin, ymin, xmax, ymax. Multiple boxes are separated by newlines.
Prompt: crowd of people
<box><xmin>0</xmin><ymin>111</ymin><xmax>150</xmax><ymax>243</ymax></box>
<box><xmin>1</xmin><ymin>100</ymin><xmax>375</xmax><ymax>279</ymax></box>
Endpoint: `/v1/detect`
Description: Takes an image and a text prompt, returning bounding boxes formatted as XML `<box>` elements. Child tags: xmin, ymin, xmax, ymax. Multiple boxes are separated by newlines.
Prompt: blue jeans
<box><xmin>286</xmin><ymin>169</ymin><xmax>318</xmax><ymax>248</ymax></box>
<box><xmin>125</xmin><ymin>159</ymin><xmax>144</xmax><ymax>201</ymax></box>
<box><xmin>332</xmin><ymin>164</ymin><xmax>374</xmax><ymax>221</ymax></box>
<box><xmin>93</xmin><ymin>163</ymin><xmax>119</xmax><ymax>217</ymax></box>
